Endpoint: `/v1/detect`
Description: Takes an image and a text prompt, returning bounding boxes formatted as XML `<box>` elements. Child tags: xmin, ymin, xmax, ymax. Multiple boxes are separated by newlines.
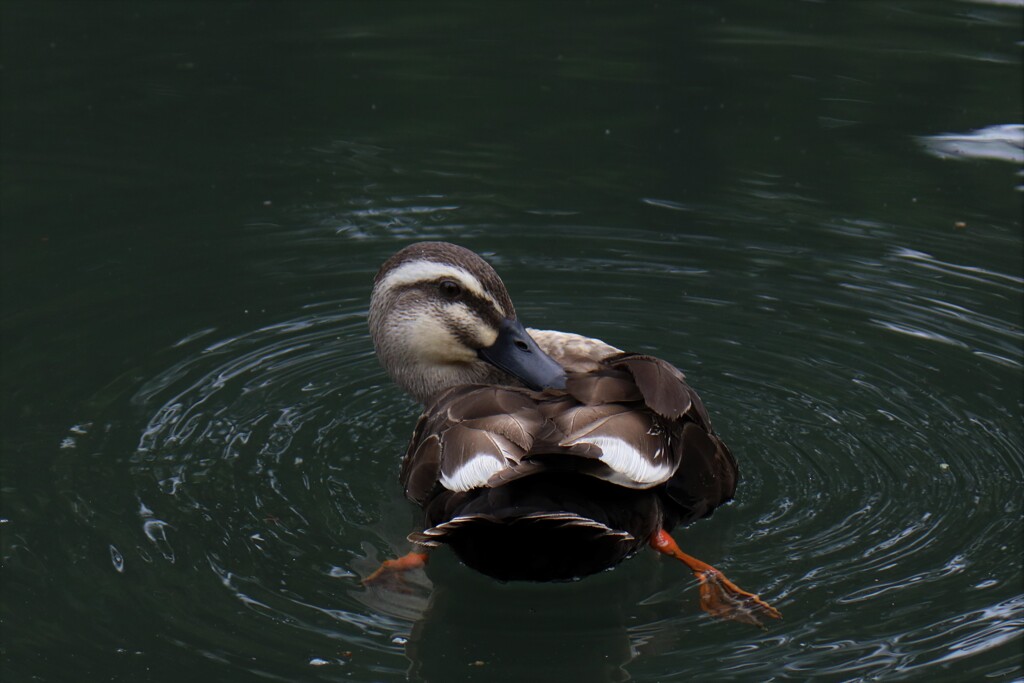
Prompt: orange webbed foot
<box><xmin>695</xmin><ymin>566</ymin><xmax>782</xmax><ymax>628</ymax></box>
<box><xmin>650</xmin><ymin>529</ymin><xmax>781</xmax><ymax>628</ymax></box>
<box><xmin>362</xmin><ymin>551</ymin><xmax>429</xmax><ymax>590</ymax></box>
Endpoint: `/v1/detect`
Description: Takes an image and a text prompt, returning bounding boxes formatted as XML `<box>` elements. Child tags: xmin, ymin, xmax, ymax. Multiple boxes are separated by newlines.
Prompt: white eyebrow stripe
<box><xmin>376</xmin><ymin>260</ymin><xmax>506</xmax><ymax>316</ymax></box>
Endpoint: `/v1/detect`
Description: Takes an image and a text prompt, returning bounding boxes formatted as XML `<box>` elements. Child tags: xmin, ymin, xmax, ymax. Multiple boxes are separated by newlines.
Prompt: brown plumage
<box><xmin>366</xmin><ymin>242</ymin><xmax>780</xmax><ymax>625</ymax></box>
<box><xmin>398</xmin><ymin>353</ymin><xmax>737</xmax><ymax>580</ymax></box>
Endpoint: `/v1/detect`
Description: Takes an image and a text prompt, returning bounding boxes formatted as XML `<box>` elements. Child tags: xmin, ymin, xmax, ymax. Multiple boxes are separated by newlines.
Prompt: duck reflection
<box><xmin>359</xmin><ymin>553</ymin><xmax>647</xmax><ymax>683</ymax></box>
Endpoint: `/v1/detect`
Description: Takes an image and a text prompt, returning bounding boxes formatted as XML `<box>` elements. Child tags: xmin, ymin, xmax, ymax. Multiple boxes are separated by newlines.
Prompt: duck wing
<box><xmin>400</xmin><ymin>385</ymin><xmax>548</xmax><ymax>504</ymax></box>
<box><xmin>400</xmin><ymin>353</ymin><xmax>732</xmax><ymax>503</ymax></box>
<box><xmin>600</xmin><ymin>353</ymin><xmax>738</xmax><ymax>519</ymax></box>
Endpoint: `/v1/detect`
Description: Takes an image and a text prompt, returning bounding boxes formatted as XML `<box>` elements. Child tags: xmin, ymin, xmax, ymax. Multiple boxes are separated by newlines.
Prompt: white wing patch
<box><xmin>439</xmin><ymin>453</ymin><xmax>507</xmax><ymax>492</ymax></box>
<box><xmin>564</xmin><ymin>435</ymin><xmax>672</xmax><ymax>487</ymax></box>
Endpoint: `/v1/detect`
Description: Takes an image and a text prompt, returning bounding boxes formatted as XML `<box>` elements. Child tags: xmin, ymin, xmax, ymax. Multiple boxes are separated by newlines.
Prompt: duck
<box><xmin>365</xmin><ymin>241</ymin><xmax>780</xmax><ymax>626</ymax></box>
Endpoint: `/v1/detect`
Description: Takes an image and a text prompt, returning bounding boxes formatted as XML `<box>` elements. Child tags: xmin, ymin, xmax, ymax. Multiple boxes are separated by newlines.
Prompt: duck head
<box><xmin>369</xmin><ymin>242</ymin><xmax>567</xmax><ymax>404</ymax></box>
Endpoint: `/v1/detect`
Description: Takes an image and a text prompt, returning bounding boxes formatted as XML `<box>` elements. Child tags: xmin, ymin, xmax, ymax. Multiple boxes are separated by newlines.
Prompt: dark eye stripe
<box><xmin>392</xmin><ymin>279</ymin><xmax>506</xmax><ymax>326</ymax></box>
<box><xmin>452</xmin><ymin>289</ymin><xmax>505</xmax><ymax>327</ymax></box>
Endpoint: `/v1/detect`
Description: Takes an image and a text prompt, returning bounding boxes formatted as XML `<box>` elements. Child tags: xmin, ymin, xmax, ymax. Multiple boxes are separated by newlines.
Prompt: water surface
<box><xmin>2</xmin><ymin>2</ymin><xmax>1021</xmax><ymax>681</ymax></box>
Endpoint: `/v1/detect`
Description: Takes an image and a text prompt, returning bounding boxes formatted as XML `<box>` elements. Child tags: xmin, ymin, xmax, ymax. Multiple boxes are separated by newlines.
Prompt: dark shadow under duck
<box><xmin>365</xmin><ymin>241</ymin><xmax>780</xmax><ymax>626</ymax></box>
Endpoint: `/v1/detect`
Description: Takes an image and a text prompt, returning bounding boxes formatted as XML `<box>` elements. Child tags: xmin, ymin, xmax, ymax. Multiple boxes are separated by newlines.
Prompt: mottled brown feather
<box><xmin>401</xmin><ymin>431</ymin><xmax>441</xmax><ymax>506</ymax></box>
<box><xmin>439</xmin><ymin>425</ymin><xmax>524</xmax><ymax>475</ymax></box>
<box><xmin>662</xmin><ymin>423</ymin><xmax>737</xmax><ymax>519</ymax></box>
<box><xmin>400</xmin><ymin>353</ymin><xmax>736</xmax><ymax>526</ymax></box>
<box><xmin>564</xmin><ymin>370</ymin><xmax>641</xmax><ymax>405</ymax></box>
<box><xmin>609</xmin><ymin>354</ymin><xmax>694</xmax><ymax>421</ymax></box>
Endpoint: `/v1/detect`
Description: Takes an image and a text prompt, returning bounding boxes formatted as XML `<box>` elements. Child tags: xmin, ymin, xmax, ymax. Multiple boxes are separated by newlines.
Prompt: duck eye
<box><xmin>438</xmin><ymin>279</ymin><xmax>462</xmax><ymax>299</ymax></box>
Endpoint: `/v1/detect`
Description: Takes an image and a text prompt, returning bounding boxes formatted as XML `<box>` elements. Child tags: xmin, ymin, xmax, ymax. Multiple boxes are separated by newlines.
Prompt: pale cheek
<box><xmin>407</xmin><ymin>315</ymin><xmax>478</xmax><ymax>363</ymax></box>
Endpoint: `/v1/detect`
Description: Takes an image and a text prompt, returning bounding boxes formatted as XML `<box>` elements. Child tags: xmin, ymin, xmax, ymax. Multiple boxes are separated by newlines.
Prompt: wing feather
<box><xmin>398</xmin><ymin>351</ymin><xmax>736</xmax><ymax>523</ymax></box>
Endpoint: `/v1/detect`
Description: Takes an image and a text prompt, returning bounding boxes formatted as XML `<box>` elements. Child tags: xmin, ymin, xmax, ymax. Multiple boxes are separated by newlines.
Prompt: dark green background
<box><xmin>2</xmin><ymin>2</ymin><xmax>1021</xmax><ymax>681</ymax></box>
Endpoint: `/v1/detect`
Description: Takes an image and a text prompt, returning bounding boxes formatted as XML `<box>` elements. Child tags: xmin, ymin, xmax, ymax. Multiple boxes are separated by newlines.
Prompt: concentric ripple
<box><xmin>53</xmin><ymin>228</ymin><xmax>1021</xmax><ymax>681</ymax></box>
<box><xmin>612</xmin><ymin>230</ymin><xmax>1023</xmax><ymax>681</ymax></box>
<box><xmin>57</xmin><ymin>303</ymin><xmax>436</xmax><ymax>676</ymax></box>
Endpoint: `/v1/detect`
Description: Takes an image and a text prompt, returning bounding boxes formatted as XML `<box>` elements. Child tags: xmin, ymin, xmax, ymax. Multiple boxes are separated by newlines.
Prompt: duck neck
<box><xmin>371</xmin><ymin>332</ymin><xmax>514</xmax><ymax>404</ymax></box>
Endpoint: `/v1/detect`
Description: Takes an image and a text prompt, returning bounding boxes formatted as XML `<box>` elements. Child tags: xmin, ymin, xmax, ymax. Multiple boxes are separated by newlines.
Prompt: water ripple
<box><xmin>53</xmin><ymin>232</ymin><xmax>1022</xmax><ymax>681</ymax></box>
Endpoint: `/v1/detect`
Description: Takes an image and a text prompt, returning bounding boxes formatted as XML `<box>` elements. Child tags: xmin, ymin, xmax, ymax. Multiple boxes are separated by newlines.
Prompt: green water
<box><xmin>2</xmin><ymin>2</ymin><xmax>1021</xmax><ymax>681</ymax></box>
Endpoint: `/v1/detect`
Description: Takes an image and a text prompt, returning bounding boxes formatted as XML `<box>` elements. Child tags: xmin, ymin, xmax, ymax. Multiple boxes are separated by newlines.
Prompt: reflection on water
<box><xmin>918</xmin><ymin>124</ymin><xmax>1024</xmax><ymax>164</ymax></box>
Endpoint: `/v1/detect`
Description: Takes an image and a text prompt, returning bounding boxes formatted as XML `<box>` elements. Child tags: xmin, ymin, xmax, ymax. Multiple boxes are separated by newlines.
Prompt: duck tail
<box><xmin>408</xmin><ymin>511</ymin><xmax>635</xmax><ymax>547</ymax></box>
<box><xmin>407</xmin><ymin>504</ymin><xmax>649</xmax><ymax>581</ymax></box>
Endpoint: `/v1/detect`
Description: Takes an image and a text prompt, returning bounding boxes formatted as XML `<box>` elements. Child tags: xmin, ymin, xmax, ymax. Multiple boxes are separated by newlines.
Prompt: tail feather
<box><xmin>413</xmin><ymin>473</ymin><xmax>663</xmax><ymax>581</ymax></box>
<box><xmin>409</xmin><ymin>510</ymin><xmax>635</xmax><ymax>546</ymax></box>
